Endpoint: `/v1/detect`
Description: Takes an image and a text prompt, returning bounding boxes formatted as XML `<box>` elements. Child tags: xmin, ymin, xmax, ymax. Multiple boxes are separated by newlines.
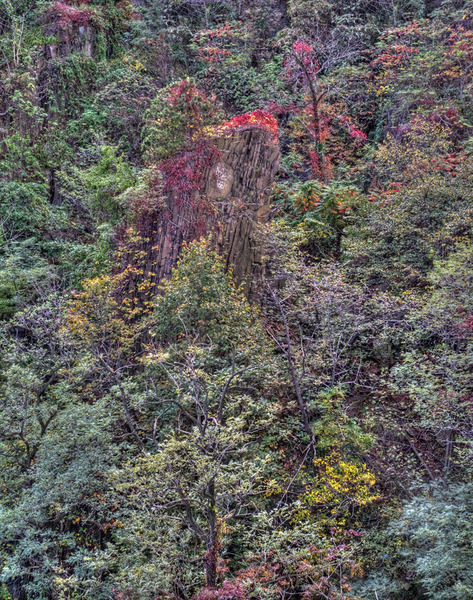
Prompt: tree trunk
<box><xmin>204</xmin><ymin>479</ymin><xmax>218</xmax><ymax>589</ymax></box>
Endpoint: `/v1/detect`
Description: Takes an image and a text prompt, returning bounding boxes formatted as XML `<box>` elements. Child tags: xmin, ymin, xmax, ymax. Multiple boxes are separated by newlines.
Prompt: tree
<box><xmin>387</xmin><ymin>482</ymin><xmax>473</xmax><ymax>600</ymax></box>
<box><xmin>142</xmin><ymin>78</ymin><xmax>223</xmax><ymax>163</ymax></box>
<box><xmin>273</xmin><ymin>178</ymin><xmax>362</xmax><ymax>259</ymax></box>
<box><xmin>264</xmin><ymin>224</ymin><xmax>404</xmax><ymax>443</ymax></box>
<box><xmin>387</xmin><ymin>243</ymin><xmax>473</xmax><ymax>481</ymax></box>
<box><xmin>112</xmin><ymin>241</ymin><xmax>278</xmax><ymax>598</ymax></box>
<box><xmin>62</xmin><ymin>145</ymin><xmax>136</xmax><ymax>225</ymax></box>
<box><xmin>0</xmin><ymin>297</ymin><xmax>122</xmax><ymax>599</ymax></box>
<box><xmin>346</xmin><ymin>124</ymin><xmax>473</xmax><ymax>291</ymax></box>
<box><xmin>0</xmin><ymin>0</ymin><xmax>35</xmax><ymax>71</ymax></box>
<box><xmin>281</xmin><ymin>38</ymin><xmax>367</xmax><ymax>182</ymax></box>
<box><xmin>66</xmin><ymin>273</ymin><xmax>145</xmax><ymax>451</ymax></box>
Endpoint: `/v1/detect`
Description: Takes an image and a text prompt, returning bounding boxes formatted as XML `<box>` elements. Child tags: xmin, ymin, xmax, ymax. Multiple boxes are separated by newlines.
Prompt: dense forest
<box><xmin>1</xmin><ymin>0</ymin><xmax>473</xmax><ymax>598</ymax></box>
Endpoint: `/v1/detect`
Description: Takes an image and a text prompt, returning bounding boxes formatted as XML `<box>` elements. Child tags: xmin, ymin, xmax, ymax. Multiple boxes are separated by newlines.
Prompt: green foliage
<box><xmin>386</xmin><ymin>244</ymin><xmax>473</xmax><ymax>476</ymax></box>
<box><xmin>311</xmin><ymin>388</ymin><xmax>374</xmax><ymax>455</ymax></box>
<box><xmin>401</xmin><ymin>483</ymin><xmax>473</xmax><ymax>599</ymax></box>
<box><xmin>346</xmin><ymin>131</ymin><xmax>473</xmax><ymax>290</ymax></box>
<box><xmin>0</xmin><ymin>181</ymin><xmax>50</xmax><ymax>238</ymax></box>
<box><xmin>142</xmin><ymin>78</ymin><xmax>223</xmax><ymax>162</ymax></box>
<box><xmin>0</xmin><ymin>132</ymin><xmax>45</xmax><ymax>182</ymax></box>
<box><xmin>154</xmin><ymin>239</ymin><xmax>264</xmax><ymax>353</ymax></box>
<box><xmin>63</xmin><ymin>145</ymin><xmax>136</xmax><ymax>224</ymax></box>
<box><xmin>377</xmin><ymin>483</ymin><xmax>473</xmax><ymax>600</ymax></box>
<box><xmin>110</xmin><ymin>240</ymin><xmax>276</xmax><ymax>596</ymax></box>
<box><xmin>2</xmin><ymin>0</ymin><xmax>473</xmax><ymax>598</ymax></box>
<box><xmin>47</xmin><ymin>54</ymin><xmax>100</xmax><ymax>117</ymax></box>
<box><xmin>0</xmin><ymin>240</ymin><xmax>56</xmax><ymax>318</ymax></box>
<box><xmin>273</xmin><ymin>179</ymin><xmax>362</xmax><ymax>257</ymax></box>
<box><xmin>0</xmin><ymin>400</ymin><xmax>119</xmax><ymax>600</ymax></box>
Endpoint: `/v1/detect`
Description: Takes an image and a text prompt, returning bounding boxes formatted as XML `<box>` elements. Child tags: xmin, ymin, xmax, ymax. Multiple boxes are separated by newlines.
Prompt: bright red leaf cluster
<box><xmin>161</xmin><ymin>141</ymin><xmax>220</xmax><ymax>210</ymax></box>
<box><xmin>222</xmin><ymin>110</ymin><xmax>279</xmax><ymax>139</ymax></box>
<box><xmin>167</xmin><ymin>80</ymin><xmax>209</xmax><ymax>107</ymax></box>
<box><xmin>292</xmin><ymin>40</ymin><xmax>314</xmax><ymax>55</ymax></box>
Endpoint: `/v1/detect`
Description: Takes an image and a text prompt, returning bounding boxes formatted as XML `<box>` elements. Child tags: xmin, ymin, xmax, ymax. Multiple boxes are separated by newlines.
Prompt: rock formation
<box><xmin>158</xmin><ymin>126</ymin><xmax>279</xmax><ymax>293</ymax></box>
<box><xmin>123</xmin><ymin>124</ymin><xmax>279</xmax><ymax>301</ymax></box>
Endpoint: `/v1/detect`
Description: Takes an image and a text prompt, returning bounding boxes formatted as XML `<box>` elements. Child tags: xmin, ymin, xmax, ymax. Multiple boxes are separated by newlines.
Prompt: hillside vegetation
<box><xmin>1</xmin><ymin>0</ymin><xmax>473</xmax><ymax>599</ymax></box>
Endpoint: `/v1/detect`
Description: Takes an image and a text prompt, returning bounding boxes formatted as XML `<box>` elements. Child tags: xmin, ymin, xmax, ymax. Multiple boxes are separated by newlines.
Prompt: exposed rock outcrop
<box><xmin>161</xmin><ymin>126</ymin><xmax>278</xmax><ymax>292</ymax></box>
<box><xmin>124</xmin><ymin>125</ymin><xmax>279</xmax><ymax>300</ymax></box>
<box><xmin>42</xmin><ymin>3</ymin><xmax>99</xmax><ymax>59</ymax></box>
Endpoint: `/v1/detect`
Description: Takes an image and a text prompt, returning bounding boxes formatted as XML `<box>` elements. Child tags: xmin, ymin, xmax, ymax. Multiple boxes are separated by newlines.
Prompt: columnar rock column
<box><xmin>148</xmin><ymin>125</ymin><xmax>279</xmax><ymax>295</ymax></box>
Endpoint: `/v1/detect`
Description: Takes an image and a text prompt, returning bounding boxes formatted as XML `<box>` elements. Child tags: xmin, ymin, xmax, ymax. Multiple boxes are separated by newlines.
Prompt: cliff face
<box><xmin>206</xmin><ymin>127</ymin><xmax>279</xmax><ymax>290</ymax></box>
<box><xmin>31</xmin><ymin>5</ymin><xmax>280</xmax><ymax>297</ymax></box>
<box><xmin>42</xmin><ymin>4</ymin><xmax>99</xmax><ymax>59</ymax></box>
<box><xmin>126</xmin><ymin>125</ymin><xmax>279</xmax><ymax>298</ymax></box>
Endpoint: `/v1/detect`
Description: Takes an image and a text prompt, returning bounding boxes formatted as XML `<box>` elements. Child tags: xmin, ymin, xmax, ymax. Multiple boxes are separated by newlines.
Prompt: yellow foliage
<box><xmin>294</xmin><ymin>451</ymin><xmax>378</xmax><ymax>522</ymax></box>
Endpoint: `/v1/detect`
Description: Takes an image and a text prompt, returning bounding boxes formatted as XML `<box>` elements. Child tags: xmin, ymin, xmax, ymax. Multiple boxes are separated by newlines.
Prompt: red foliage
<box><xmin>195</xmin><ymin>581</ymin><xmax>247</xmax><ymax>600</ymax></box>
<box><xmin>222</xmin><ymin>110</ymin><xmax>278</xmax><ymax>139</ymax></box>
<box><xmin>348</xmin><ymin>125</ymin><xmax>368</xmax><ymax>142</ymax></box>
<box><xmin>308</xmin><ymin>149</ymin><xmax>332</xmax><ymax>181</ymax></box>
<box><xmin>167</xmin><ymin>80</ymin><xmax>210</xmax><ymax>108</ymax></box>
<box><xmin>161</xmin><ymin>141</ymin><xmax>220</xmax><ymax>205</ymax></box>
<box><xmin>193</xmin><ymin>22</ymin><xmax>248</xmax><ymax>65</ymax></box>
<box><xmin>193</xmin><ymin>22</ymin><xmax>239</xmax><ymax>43</ymax></box>
<box><xmin>47</xmin><ymin>1</ymin><xmax>94</xmax><ymax>26</ymax></box>
<box><xmin>156</xmin><ymin>140</ymin><xmax>221</xmax><ymax>241</ymax></box>
<box><xmin>292</xmin><ymin>40</ymin><xmax>314</xmax><ymax>56</ymax></box>
<box><xmin>371</xmin><ymin>44</ymin><xmax>419</xmax><ymax>68</ymax></box>
<box><xmin>335</xmin><ymin>115</ymin><xmax>367</xmax><ymax>145</ymax></box>
<box><xmin>197</xmin><ymin>47</ymin><xmax>232</xmax><ymax>63</ymax></box>
<box><xmin>285</xmin><ymin>40</ymin><xmax>321</xmax><ymax>83</ymax></box>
